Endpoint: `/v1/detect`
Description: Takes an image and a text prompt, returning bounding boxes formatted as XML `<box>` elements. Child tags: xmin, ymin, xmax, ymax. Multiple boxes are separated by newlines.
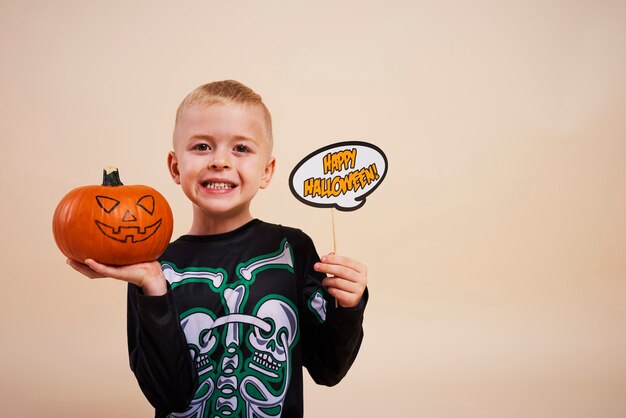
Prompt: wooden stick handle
<box><xmin>331</xmin><ymin>208</ymin><xmax>338</xmax><ymax>308</ymax></box>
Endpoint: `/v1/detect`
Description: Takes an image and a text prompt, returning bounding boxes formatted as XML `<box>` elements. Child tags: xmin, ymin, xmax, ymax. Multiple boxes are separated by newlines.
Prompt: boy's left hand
<box><xmin>314</xmin><ymin>253</ymin><xmax>367</xmax><ymax>309</ymax></box>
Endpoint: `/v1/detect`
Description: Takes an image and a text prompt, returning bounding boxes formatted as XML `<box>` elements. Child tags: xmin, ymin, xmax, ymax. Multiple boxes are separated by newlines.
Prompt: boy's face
<box><xmin>169</xmin><ymin>103</ymin><xmax>275</xmax><ymax>222</ymax></box>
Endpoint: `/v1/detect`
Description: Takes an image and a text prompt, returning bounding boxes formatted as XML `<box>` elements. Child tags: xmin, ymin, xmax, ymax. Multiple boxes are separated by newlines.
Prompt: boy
<box><xmin>69</xmin><ymin>80</ymin><xmax>368</xmax><ymax>418</ymax></box>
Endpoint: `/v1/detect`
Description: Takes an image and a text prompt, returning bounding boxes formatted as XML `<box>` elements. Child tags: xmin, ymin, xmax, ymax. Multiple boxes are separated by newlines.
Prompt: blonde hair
<box><xmin>175</xmin><ymin>80</ymin><xmax>273</xmax><ymax>145</ymax></box>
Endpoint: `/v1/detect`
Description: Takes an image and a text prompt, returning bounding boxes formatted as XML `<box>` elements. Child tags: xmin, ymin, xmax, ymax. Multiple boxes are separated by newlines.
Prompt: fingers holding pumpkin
<box><xmin>68</xmin><ymin>258</ymin><xmax>167</xmax><ymax>296</ymax></box>
<box><xmin>67</xmin><ymin>259</ymin><xmax>106</xmax><ymax>279</ymax></box>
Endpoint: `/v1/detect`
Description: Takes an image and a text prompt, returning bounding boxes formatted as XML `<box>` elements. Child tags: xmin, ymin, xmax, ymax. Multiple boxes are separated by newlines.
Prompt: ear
<box><xmin>260</xmin><ymin>156</ymin><xmax>276</xmax><ymax>189</ymax></box>
<box><xmin>167</xmin><ymin>151</ymin><xmax>181</xmax><ymax>184</ymax></box>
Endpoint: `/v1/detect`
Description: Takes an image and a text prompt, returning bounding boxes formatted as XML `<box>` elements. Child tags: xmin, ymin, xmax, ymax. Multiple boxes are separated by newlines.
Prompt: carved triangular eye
<box><xmin>96</xmin><ymin>196</ymin><xmax>120</xmax><ymax>213</ymax></box>
<box><xmin>137</xmin><ymin>195</ymin><xmax>155</xmax><ymax>215</ymax></box>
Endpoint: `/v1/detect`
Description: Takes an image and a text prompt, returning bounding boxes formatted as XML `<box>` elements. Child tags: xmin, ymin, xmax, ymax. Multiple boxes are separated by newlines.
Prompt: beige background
<box><xmin>1</xmin><ymin>1</ymin><xmax>625</xmax><ymax>416</ymax></box>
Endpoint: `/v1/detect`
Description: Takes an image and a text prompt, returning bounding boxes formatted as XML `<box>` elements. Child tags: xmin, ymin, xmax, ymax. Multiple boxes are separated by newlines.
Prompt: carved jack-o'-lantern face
<box><xmin>95</xmin><ymin>194</ymin><xmax>163</xmax><ymax>243</ymax></box>
<box><xmin>53</xmin><ymin>168</ymin><xmax>173</xmax><ymax>265</ymax></box>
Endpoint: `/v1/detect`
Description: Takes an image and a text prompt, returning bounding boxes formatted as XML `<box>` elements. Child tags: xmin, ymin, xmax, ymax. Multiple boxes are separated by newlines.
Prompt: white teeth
<box><xmin>204</xmin><ymin>182</ymin><xmax>234</xmax><ymax>189</ymax></box>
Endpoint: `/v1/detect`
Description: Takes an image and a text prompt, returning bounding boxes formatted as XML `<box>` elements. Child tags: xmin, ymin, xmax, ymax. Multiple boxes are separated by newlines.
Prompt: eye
<box><xmin>137</xmin><ymin>195</ymin><xmax>155</xmax><ymax>215</ymax></box>
<box><xmin>192</xmin><ymin>143</ymin><xmax>210</xmax><ymax>151</ymax></box>
<box><xmin>234</xmin><ymin>144</ymin><xmax>251</xmax><ymax>153</ymax></box>
<box><xmin>96</xmin><ymin>196</ymin><xmax>120</xmax><ymax>213</ymax></box>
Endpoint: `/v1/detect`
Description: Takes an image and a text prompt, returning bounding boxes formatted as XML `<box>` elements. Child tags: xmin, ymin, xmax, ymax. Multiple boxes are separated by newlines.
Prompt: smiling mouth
<box><xmin>202</xmin><ymin>181</ymin><xmax>236</xmax><ymax>189</ymax></box>
<box><xmin>95</xmin><ymin>219</ymin><xmax>162</xmax><ymax>243</ymax></box>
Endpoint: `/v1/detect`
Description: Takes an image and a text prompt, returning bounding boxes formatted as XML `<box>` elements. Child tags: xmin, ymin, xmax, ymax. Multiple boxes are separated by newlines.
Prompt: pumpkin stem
<box><xmin>102</xmin><ymin>167</ymin><xmax>124</xmax><ymax>186</ymax></box>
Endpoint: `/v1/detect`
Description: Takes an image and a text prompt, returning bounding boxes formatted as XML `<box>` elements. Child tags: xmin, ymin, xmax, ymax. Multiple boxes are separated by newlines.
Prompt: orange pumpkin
<box><xmin>53</xmin><ymin>167</ymin><xmax>174</xmax><ymax>265</ymax></box>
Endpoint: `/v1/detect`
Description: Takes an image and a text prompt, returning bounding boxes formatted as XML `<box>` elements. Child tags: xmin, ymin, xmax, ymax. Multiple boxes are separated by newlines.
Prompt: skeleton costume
<box><xmin>127</xmin><ymin>219</ymin><xmax>367</xmax><ymax>418</ymax></box>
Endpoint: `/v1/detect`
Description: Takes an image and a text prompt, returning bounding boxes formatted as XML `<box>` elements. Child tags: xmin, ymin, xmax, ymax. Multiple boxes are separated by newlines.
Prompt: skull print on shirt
<box><xmin>161</xmin><ymin>239</ymin><xmax>303</xmax><ymax>418</ymax></box>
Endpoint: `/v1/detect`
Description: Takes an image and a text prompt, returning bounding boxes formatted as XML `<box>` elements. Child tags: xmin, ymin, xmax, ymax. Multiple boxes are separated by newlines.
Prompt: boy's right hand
<box><xmin>67</xmin><ymin>259</ymin><xmax>167</xmax><ymax>296</ymax></box>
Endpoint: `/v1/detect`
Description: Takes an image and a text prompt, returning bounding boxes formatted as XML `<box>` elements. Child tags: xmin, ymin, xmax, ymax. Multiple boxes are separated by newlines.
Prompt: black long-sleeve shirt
<box><xmin>127</xmin><ymin>219</ymin><xmax>367</xmax><ymax>418</ymax></box>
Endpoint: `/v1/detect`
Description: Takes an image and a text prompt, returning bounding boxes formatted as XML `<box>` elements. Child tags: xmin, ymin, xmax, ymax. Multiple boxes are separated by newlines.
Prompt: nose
<box><xmin>210</xmin><ymin>149</ymin><xmax>231</xmax><ymax>170</ymax></box>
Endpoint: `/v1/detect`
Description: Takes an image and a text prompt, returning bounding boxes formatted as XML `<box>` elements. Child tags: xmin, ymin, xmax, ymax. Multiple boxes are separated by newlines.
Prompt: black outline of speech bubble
<box><xmin>288</xmin><ymin>141</ymin><xmax>388</xmax><ymax>212</ymax></box>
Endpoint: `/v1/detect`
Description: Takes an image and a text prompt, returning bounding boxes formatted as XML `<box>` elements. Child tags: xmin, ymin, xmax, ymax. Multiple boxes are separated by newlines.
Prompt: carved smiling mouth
<box><xmin>95</xmin><ymin>219</ymin><xmax>162</xmax><ymax>243</ymax></box>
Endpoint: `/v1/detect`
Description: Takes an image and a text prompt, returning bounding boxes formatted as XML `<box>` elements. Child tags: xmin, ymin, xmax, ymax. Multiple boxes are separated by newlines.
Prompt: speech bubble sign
<box><xmin>289</xmin><ymin>141</ymin><xmax>388</xmax><ymax>211</ymax></box>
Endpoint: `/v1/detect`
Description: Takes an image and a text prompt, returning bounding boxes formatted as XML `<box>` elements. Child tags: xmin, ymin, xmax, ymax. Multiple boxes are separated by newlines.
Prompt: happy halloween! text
<box><xmin>323</xmin><ymin>148</ymin><xmax>357</xmax><ymax>175</ymax></box>
<box><xmin>303</xmin><ymin>163</ymin><xmax>379</xmax><ymax>198</ymax></box>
